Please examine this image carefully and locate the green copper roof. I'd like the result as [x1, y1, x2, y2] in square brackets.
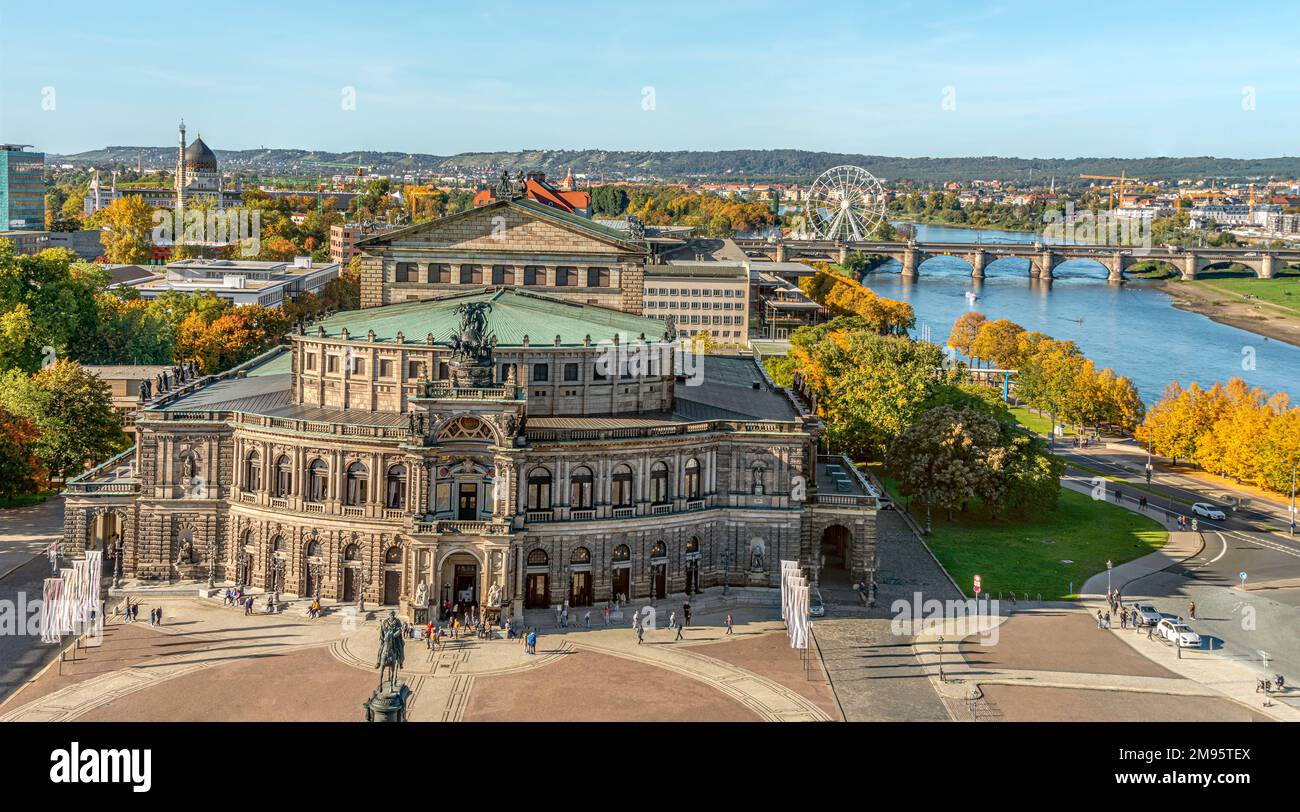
[309, 288, 671, 348]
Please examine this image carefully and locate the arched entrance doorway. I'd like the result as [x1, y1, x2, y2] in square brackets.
[88, 510, 124, 555]
[819, 525, 852, 585]
[382, 545, 403, 605]
[269, 535, 287, 593]
[341, 543, 361, 602]
[684, 537, 701, 594]
[611, 544, 630, 604]
[569, 546, 592, 606]
[303, 539, 324, 598]
[650, 541, 667, 599]
[236, 529, 255, 588]
[440, 550, 480, 609]
[525, 548, 549, 608]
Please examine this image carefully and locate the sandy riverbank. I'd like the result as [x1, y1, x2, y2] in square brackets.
[1158, 280, 1300, 349]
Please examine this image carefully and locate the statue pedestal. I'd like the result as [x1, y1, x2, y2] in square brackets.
[746, 570, 768, 587]
[363, 681, 412, 722]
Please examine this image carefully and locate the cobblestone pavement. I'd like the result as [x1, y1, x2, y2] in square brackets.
[811, 510, 962, 721]
[914, 608, 1297, 722]
[0, 595, 832, 722]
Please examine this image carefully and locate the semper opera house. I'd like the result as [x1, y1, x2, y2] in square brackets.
[63, 196, 880, 617]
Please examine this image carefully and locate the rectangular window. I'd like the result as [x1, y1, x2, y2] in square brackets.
[352, 356, 365, 374]
[459, 264, 482, 284]
[532, 363, 549, 382]
[379, 359, 392, 378]
[438, 361, 449, 380]
[395, 262, 416, 283]
[327, 355, 338, 373]
[586, 267, 610, 287]
[305, 353, 316, 370]
[592, 363, 607, 381]
[429, 263, 451, 284]
[554, 266, 577, 286]
[524, 266, 543, 286]
[564, 362, 579, 381]
[500, 363, 515, 381]
[492, 265, 512, 285]
[407, 360, 423, 378]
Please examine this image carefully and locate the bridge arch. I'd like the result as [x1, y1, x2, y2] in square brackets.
[1051, 257, 1113, 281]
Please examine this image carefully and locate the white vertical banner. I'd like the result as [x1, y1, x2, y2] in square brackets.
[82, 551, 103, 618]
[40, 578, 63, 644]
[790, 582, 810, 650]
[59, 567, 79, 634]
[779, 559, 798, 621]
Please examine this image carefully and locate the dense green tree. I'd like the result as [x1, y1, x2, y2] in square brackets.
[0, 360, 125, 480]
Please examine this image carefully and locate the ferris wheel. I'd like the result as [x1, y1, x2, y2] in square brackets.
[804, 165, 886, 241]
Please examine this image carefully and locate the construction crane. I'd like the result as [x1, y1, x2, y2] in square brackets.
[1079, 172, 1143, 211]
[303, 158, 369, 192]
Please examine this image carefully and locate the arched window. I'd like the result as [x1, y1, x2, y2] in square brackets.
[612, 464, 634, 507]
[272, 534, 285, 553]
[612, 544, 630, 563]
[307, 459, 328, 502]
[345, 462, 369, 506]
[385, 464, 407, 509]
[650, 541, 667, 559]
[527, 548, 549, 566]
[650, 461, 670, 504]
[306, 539, 322, 558]
[570, 466, 593, 509]
[274, 455, 292, 497]
[343, 543, 360, 561]
[527, 467, 552, 511]
[686, 537, 700, 554]
[684, 457, 701, 499]
[241, 528, 254, 549]
[384, 545, 402, 564]
[243, 450, 261, 492]
[571, 546, 591, 564]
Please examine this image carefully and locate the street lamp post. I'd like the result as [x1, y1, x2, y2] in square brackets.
[1106, 559, 1113, 596]
[113, 537, 124, 590]
[937, 634, 945, 683]
[1290, 462, 1296, 538]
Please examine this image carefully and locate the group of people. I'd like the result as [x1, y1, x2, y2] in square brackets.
[118, 599, 163, 626]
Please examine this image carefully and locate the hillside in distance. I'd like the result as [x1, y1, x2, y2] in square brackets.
[51, 146, 1300, 184]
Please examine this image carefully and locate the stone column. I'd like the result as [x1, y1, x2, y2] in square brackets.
[1259, 253, 1275, 279]
[970, 250, 987, 279]
[900, 247, 918, 278]
[1182, 253, 1200, 281]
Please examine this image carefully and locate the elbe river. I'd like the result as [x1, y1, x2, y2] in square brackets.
[857, 223, 1300, 403]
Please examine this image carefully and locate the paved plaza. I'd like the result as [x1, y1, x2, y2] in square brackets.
[0, 595, 837, 723]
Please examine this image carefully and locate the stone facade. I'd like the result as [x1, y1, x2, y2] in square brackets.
[357, 200, 648, 314]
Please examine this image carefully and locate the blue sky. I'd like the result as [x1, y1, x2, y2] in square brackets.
[3, 0, 1299, 158]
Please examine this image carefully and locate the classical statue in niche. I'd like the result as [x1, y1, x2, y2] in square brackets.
[749, 541, 765, 571]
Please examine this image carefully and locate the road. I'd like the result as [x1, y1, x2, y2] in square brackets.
[1057, 442, 1300, 701]
[0, 497, 69, 705]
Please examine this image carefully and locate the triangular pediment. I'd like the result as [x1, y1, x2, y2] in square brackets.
[359, 200, 645, 256]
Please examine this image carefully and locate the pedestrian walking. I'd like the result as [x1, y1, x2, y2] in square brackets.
[1096, 610, 1104, 629]
[1104, 610, 1111, 629]
[526, 629, 537, 655]
[725, 612, 734, 636]
[674, 617, 684, 641]
[602, 605, 610, 626]
[1188, 601, 1196, 619]
[149, 607, 156, 626]
[156, 606, 163, 625]
[1120, 608, 1128, 629]
[669, 610, 676, 631]
[561, 606, 569, 628]
[583, 610, 591, 628]
[633, 613, 644, 645]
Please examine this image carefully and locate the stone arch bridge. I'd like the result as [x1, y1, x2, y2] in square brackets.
[736, 239, 1300, 281]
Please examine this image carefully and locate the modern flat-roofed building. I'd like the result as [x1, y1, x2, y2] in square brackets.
[119, 256, 340, 308]
[642, 262, 750, 345]
[1, 145, 45, 230]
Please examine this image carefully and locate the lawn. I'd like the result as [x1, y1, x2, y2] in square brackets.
[1190, 273, 1300, 318]
[869, 465, 1166, 601]
[1009, 406, 1075, 438]
[0, 491, 56, 510]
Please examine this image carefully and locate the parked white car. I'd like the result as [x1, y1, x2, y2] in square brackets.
[1192, 502, 1226, 521]
[1156, 618, 1201, 647]
[809, 588, 825, 617]
[1132, 602, 1162, 626]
